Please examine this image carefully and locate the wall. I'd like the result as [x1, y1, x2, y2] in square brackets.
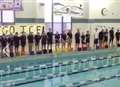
[15, 0, 120, 19]
[89, 0, 120, 19]
[16, 0, 44, 18]
[1, 0, 120, 49]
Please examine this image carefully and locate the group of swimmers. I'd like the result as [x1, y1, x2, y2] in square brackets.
[94, 27, 120, 49]
[0, 27, 120, 57]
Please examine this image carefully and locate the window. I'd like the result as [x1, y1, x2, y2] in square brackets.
[53, 15, 62, 34]
[63, 15, 72, 31]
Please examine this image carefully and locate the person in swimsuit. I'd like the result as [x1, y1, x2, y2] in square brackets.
[104, 29, 108, 48]
[115, 29, 120, 46]
[27, 32, 34, 54]
[94, 28, 99, 49]
[75, 29, 80, 50]
[35, 32, 41, 53]
[81, 32, 86, 49]
[67, 30, 73, 49]
[1, 34, 7, 57]
[47, 29, 53, 51]
[99, 29, 104, 48]
[20, 32, 26, 55]
[14, 32, 20, 56]
[86, 30, 90, 49]
[61, 31, 67, 49]
[8, 33, 14, 56]
[41, 31, 47, 51]
[55, 32, 60, 50]
[109, 27, 114, 47]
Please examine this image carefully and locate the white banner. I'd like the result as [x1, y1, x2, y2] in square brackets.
[0, 2, 14, 10]
[53, 0, 84, 17]
[14, 0, 23, 11]
[0, 0, 14, 3]
[2, 10, 15, 24]
[0, 0, 22, 11]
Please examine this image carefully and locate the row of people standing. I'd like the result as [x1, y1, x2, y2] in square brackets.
[0, 29, 73, 57]
[0, 29, 91, 57]
[0, 27, 120, 57]
[94, 27, 120, 49]
[0, 31, 54, 57]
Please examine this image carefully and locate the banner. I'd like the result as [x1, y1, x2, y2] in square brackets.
[14, 0, 23, 11]
[0, 24, 45, 35]
[2, 10, 15, 24]
[0, 0, 14, 10]
[53, 0, 84, 17]
[0, 2, 14, 10]
[0, 0, 22, 11]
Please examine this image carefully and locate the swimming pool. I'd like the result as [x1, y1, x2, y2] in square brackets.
[0, 48, 120, 87]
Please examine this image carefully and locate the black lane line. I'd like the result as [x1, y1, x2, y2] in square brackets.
[7, 63, 120, 86]
[1, 55, 120, 77]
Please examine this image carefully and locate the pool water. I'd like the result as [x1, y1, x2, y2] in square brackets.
[0, 48, 120, 87]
